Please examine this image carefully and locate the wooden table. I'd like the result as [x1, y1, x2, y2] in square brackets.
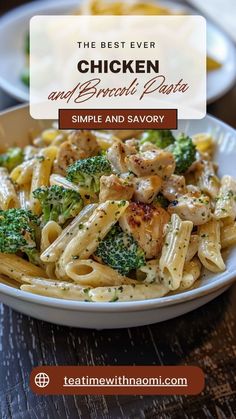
[0, 285, 236, 418]
[0, 2, 236, 418]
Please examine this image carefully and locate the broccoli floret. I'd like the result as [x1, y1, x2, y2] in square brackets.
[21, 32, 30, 86]
[0, 209, 40, 265]
[24, 31, 29, 56]
[33, 185, 83, 225]
[95, 225, 146, 276]
[0, 147, 24, 172]
[153, 193, 169, 209]
[140, 130, 175, 149]
[66, 155, 112, 193]
[169, 134, 196, 174]
[21, 68, 29, 87]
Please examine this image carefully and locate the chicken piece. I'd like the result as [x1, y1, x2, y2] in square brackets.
[54, 130, 100, 175]
[139, 142, 158, 152]
[68, 130, 100, 157]
[124, 139, 139, 154]
[161, 174, 186, 201]
[196, 160, 220, 199]
[107, 141, 128, 173]
[126, 149, 175, 180]
[106, 139, 140, 174]
[168, 194, 211, 225]
[99, 174, 134, 202]
[110, 130, 142, 140]
[119, 202, 170, 258]
[53, 141, 80, 175]
[186, 185, 201, 197]
[133, 175, 162, 204]
[187, 154, 204, 173]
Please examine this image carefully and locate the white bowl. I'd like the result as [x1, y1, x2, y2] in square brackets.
[0, 105, 236, 329]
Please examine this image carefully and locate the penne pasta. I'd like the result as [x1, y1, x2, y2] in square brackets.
[45, 263, 57, 279]
[50, 174, 81, 192]
[40, 128, 70, 147]
[40, 204, 97, 263]
[159, 214, 193, 291]
[10, 158, 35, 186]
[18, 184, 31, 209]
[0, 275, 20, 289]
[214, 175, 236, 221]
[0, 167, 20, 209]
[221, 216, 234, 227]
[198, 219, 225, 272]
[185, 234, 199, 262]
[41, 221, 62, 253]
[21, 277, 91, 301]
[89, 283, 169, 302]
[197, 160, 220, 199]
[137, 260, 160, 283]
[0, 253, 47, 283]
[179, 258, 201, 290]
[30, 146, 58, 214]
[24, 145, 39, 161]
[57, 200, 129, 277]
[41, 128, 61, 145]
[40, 221, 63, 279]
[221, 222, 236, 249]
[65, 259, 136, 286]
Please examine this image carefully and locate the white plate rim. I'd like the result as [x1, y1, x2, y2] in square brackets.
[0, 0, 80, 102]
[0, 104, 236, 312]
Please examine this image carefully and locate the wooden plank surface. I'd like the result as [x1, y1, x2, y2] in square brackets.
[0, 284, 236, 418]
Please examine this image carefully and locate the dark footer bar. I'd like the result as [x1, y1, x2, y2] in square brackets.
[31, 366, 204, 395]
[59, 109, 177, 130]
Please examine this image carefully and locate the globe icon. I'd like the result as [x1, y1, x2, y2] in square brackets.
[34, 372, 50, 388]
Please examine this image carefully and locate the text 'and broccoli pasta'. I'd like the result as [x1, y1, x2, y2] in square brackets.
[0, 126, 235, 302]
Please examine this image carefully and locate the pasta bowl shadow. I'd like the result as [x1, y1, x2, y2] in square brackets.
[0, 105, 235, 328]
